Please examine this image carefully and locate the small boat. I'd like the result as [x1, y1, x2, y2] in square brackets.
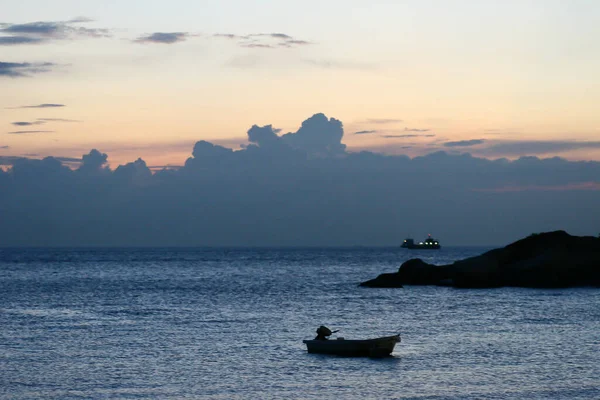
[401, 234, 441, 249]
[303, 334, 401, 357]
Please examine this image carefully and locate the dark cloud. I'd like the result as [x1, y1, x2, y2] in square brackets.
[0, 36, 44, 45]
[184, 141, 235, 170]
[355, 130, 378, 135]
[279, 39, 311, 47]
[77, 149, 109, 175]
[240, 114, 346, 156]
[1, 21, 62, 36]
[444, 139, 486, 147]
[0, 20, 110, 40]
[12, 121, 45, 126]
[281, 113, 346, 155]
[134, 32, 189, 44]
[0, 145, 9, 149]
[8, 103, 66, 109]
[254, 33, 292, 40]
[0, 113, 599, 247]
[478, 140, 600, 157]
[0, 155, 26, 165]
[81, 149, 107, 167]
[55, 156, 82, 163]
[7, 130, 54, 134]
[148, 165, 182, 170]
[473, 182, 600, 193]
[0, 61, 56, 77]
[113, 158, 152, 184]
[247, 125, 283, 149]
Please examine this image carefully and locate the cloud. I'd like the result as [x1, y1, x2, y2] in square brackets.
[213, 33, 246, 39]
[247, 125, 283, 149]
[55, 156, 82, 163]
[113, 158, 152, 183]
[37, 118, 80, 123]
[8, 103, 65, 109]
[12, 121, 45, 126]
[382, 134, 436, 138]
[214, 32, 312, 49]
[81, 149, 107, 167]
[355, 137, 600, 160]
[355, 130, 378, 135]
[185, 141, 235, 170]
[77, 149, 109, 175]
[68, 17, 95, 24]
[444, 139, 486, 147]
[0, 61, 56, 77]
[134, 32, 190, 44]
[365, 118, 403, 124]
[240, 43, 275, 49]
[239, 114, 347, 156]
[279, 39, 311, 47]
[7, 130, 54, 134]
[404, 127, 431, 132]
[281, 113, 346, 155]
[256, 33, 292, 40]
[148, 165, 182, 171]
[0, 155, 26, 165]
[0, 20, 110, 43]
[0, 36, 44, 45]
[1, 114, 600, 247]
[477, 140, 600, 157]
[473, 182, 600, 193]
[0, 145, 9, 149]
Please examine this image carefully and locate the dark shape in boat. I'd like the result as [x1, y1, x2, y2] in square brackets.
[361, 231, 600, 289]
[401, 234, 440, 249]
[303, 328, 400, 357]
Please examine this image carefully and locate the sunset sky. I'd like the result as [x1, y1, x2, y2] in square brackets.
[2, 0, 600, 167]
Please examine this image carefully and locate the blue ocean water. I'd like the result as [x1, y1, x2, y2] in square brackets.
[0, 247, 599, 399]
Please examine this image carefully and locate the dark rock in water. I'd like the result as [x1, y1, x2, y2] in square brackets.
[360, 231, 600, 289]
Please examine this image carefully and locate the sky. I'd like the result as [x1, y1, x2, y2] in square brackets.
[1, 1, 599, 246]
[2, 0, 600, 167]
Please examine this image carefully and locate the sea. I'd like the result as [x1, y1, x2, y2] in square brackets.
[0, 247, 598, 400]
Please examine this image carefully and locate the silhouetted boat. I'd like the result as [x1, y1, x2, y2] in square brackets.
[303, 334, 401, 357]
[401, 234, 441, 249]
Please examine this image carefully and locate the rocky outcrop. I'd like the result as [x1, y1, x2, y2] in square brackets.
[360, 231, 600, 288]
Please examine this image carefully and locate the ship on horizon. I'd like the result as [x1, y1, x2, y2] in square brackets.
[401, 234, 441, 250]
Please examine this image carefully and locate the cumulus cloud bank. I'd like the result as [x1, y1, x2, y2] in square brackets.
[1, 113, 599, 247]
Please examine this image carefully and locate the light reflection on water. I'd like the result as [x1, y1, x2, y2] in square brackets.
[1, 247, 599, 399]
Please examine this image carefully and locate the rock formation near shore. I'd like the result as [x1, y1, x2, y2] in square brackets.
[360, 231, 600, 288]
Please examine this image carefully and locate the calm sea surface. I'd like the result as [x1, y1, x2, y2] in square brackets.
[1, 247, 599, 399]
